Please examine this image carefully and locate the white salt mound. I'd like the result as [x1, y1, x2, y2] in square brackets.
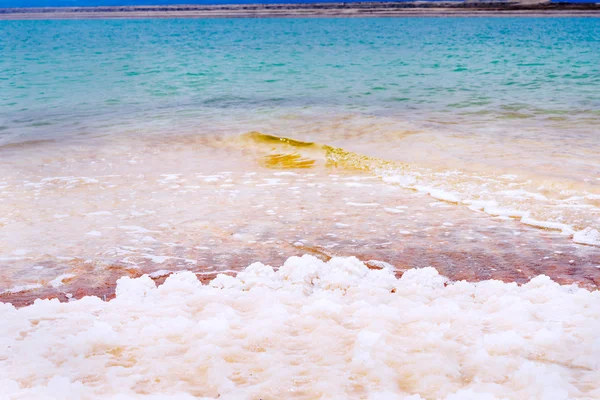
[1, 255, 599, 399]
[573, 227, 600, 246]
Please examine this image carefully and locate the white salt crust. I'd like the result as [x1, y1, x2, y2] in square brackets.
[1, 255, 599, 399]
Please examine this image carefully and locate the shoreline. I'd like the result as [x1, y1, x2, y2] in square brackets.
[2, 2, 600, 19]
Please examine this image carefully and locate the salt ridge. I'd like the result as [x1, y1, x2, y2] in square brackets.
[1, 255, 599, 399]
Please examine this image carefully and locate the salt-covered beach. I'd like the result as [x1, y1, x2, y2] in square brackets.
[3, 255, 600, 398]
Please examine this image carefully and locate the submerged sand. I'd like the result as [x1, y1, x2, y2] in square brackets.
[1, 130, 599, 306]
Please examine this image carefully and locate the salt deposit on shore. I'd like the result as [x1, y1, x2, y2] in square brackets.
[2, 255, 599, 399]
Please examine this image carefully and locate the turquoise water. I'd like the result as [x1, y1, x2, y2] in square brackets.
[1, 18, 599, 144]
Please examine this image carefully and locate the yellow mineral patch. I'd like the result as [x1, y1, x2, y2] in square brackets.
[261, 153, 316, 169]
[324, 145, 401, 172]
[242, 131, 404, 173]
[244, 131, 316, 148]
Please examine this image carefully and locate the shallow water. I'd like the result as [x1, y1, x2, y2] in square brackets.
[1, 18, 600, 302]
[1, 128, 599, 306]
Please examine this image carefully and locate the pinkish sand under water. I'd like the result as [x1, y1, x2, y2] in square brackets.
[1, 115, 599, 399]
[1, 124, 599, 305]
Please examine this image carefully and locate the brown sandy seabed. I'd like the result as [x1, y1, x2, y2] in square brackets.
[1, 132, 599, 307]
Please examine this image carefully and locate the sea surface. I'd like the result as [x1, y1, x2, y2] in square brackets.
[1, 17, 599, 292]
[1, 17, 600, 398]
[1, 17, 600, 296]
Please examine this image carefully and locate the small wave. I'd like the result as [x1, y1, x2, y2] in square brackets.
[261, 153, 316, 169]
[242, 131, 600, 247]
[0, 138, 56, 150]
[244, 131, 318, 149]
